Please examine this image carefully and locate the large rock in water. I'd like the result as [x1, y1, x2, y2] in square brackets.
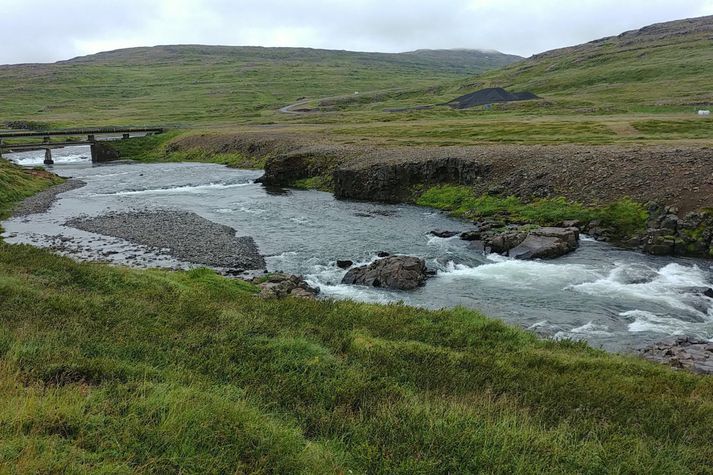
[341, 256, 427, 290]
[508, 227, 579, 259]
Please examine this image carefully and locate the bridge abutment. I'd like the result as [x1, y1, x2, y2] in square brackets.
[44, 148, 53, 165]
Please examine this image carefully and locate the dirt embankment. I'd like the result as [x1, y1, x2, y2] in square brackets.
[170, 132, 713, 213]
[262, 142, 713, 213]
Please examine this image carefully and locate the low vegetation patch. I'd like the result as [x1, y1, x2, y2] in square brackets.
[105, 132, 266, 169]
[417, 185, 648, 237]
[291, 175, 334, 192]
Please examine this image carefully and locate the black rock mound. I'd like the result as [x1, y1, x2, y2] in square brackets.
[447, 87, 539, 109]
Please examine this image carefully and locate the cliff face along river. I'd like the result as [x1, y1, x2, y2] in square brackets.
[4, 147, 713, 352]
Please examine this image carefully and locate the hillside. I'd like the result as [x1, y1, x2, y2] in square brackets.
[0, 45, 520, 128]
[340, 15, 713, 114]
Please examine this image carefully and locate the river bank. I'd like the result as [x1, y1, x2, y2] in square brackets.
[136, 131, 713, 259]
[3, 157, 711, 354]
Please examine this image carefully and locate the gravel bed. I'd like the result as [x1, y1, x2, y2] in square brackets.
[12, 179, 86, 217]
[66, 209, 265, 270]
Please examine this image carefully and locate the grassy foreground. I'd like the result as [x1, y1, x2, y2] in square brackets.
[0, 166, 712, 473]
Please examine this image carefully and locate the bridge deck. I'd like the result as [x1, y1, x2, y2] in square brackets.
[0, 127, 163, 139]
[1, 142, 94, 151]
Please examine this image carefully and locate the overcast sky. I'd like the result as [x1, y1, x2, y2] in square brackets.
[1, 0, 712, 64]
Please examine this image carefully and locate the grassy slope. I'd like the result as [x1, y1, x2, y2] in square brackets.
[2, 243, 713, 473]
[0, 160, 62, 222]
[295, 15, 713, 145]
[0, 45, 519, 128]
[0, 151, 712, 473]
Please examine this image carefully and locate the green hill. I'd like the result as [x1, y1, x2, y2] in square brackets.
[0, 45, 520, 128]
[341, 15, 713, 114]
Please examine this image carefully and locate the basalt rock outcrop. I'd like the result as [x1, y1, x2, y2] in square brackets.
[641, 205, 713, 258]
[334, 157, 489, 203]
[341, 256, 427, 290]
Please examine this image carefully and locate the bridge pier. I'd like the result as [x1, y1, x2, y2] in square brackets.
[122, 133, 130, 139]
[44, 148, 53, 165]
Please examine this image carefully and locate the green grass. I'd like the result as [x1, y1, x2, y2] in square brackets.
[417, 185, 648, 237]
[2, 243, 713, 473]
[0, 46, 518, 129]
[106, 133, 267, 169]
[0, 160, 62, 222]
[291, 175, 334, 192]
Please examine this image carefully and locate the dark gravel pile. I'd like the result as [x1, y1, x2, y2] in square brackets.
[67, 210, 265, 270]
[12, 179, 86, 217]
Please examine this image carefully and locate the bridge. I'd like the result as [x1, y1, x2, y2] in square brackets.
[0, 127, 164, 164]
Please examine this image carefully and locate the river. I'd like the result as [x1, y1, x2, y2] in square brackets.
[4, 146, 713, 352]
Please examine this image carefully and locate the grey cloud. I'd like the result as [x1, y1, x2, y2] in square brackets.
[0, 0, 711, 64]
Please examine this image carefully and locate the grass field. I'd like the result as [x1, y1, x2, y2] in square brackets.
[0, 46, 518, 129]
[2, 236, 713, 473]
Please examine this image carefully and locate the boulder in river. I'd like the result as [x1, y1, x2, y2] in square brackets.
[337, 259, 354, 269]
[430, 229, 459, 238]
[508, 227, 579, 260]
[341, 256, 427, 290]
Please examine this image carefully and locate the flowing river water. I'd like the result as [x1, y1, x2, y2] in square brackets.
[4, 146, 713, 352]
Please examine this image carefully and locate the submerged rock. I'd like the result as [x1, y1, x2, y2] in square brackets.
[341, 256, 427, 290]
[336, 259, 354, 269]
[430, 229, 459, 238]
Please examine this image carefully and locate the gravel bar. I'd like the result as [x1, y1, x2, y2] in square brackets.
[12, 179, 86, 217]
[67, 210, 265, 270]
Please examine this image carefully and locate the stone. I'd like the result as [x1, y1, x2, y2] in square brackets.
[660, 214, 680, 231]
[336, 259, 354, 269]
[487, 231, 527, 254]
[459, 230, 482, 241]
[252, 273, 319, 299]
[430, 229, 459, 238]
[341, 256, 427, 290]
[560, 219, 582, 229]
[509, 235, 570, 259]
[377, 251, 390, 258]
[704, 288, 713, 299]
[531, 226, 579, 248]
[640, 337, 713, 375]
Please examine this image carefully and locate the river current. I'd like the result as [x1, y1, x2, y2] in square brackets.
[4, 147, 713, 352]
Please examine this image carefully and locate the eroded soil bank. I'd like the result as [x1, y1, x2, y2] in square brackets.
[165, 132, 713, 258]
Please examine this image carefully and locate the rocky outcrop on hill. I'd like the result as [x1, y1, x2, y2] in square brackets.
[342, 256, 427, 290]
